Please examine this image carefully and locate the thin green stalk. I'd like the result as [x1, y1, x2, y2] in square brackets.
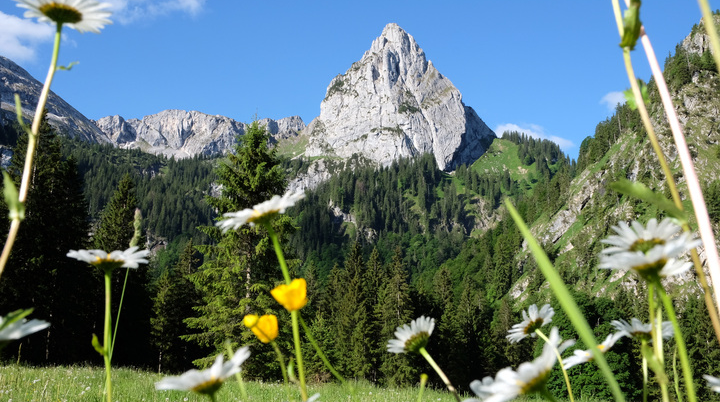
[674, 346, 684, 402]
[110, 268, 130, 360]
[299, 316, 349, 387]
[536, 329, 574, 402]
[291, 311, 307, 401]
[267, 226, 291, 284]
[271, 341, 289, 385]
[418, 347, 460, 402]
[0, 24, 63, 280]
[655, 280, 696, 402]
[648, 286, 671, 402]
[225, 343, 248, 401]
[417, 373, 428, 402]
[641, 339, 648, 402]
[697, 0, 720, 70]
[103, 270, 113, 402]
[505, 199, 625, 402]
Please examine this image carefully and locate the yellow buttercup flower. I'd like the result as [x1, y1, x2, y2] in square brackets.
[243, 314, 278, 344]
[271, 278, 307, 312]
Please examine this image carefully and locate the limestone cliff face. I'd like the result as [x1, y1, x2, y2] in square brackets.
[0, 56, 110, 143]
[94, 111, 304, 158]
[305, 23, 495, 171]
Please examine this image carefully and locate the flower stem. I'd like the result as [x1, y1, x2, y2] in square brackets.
[103, 270, 113, 402]
[271, 341, 289, 385]
[0, 24, 63, 280]
[536, 329, 574, 402]
[649, 284, 670, 402]
[266, 226, 291, 285]
[110, 268, 131, 360]
[291, 310, 307, 401]
[641, 339, 648, 402]
[417, 373, 428, 402]
[418, 347, 460, 402]
[673, 346, 684, 402]
[655, 280, 696, 402]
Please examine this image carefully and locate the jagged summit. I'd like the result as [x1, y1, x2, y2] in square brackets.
[304, 23, 495, 171]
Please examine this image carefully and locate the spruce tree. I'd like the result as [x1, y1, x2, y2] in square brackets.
[0, 114, 94, 363]
[186, 121, 290, 376]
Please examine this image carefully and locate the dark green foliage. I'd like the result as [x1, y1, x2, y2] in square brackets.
[151, 239, 208, 373]
[93, 173, 137, 251]
[0, 114, 96, 364]
[664, 45, 718, 91]
[577, 103, 643, 171]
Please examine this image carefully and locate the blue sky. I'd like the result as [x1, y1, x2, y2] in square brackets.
[0, 1, 705, 158]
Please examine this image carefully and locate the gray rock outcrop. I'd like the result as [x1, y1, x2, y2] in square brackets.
[0, 55, 110, 143]
[305, 23, 495, 171]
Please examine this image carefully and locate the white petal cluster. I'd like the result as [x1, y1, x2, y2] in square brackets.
[506, 304, 554, 343]
[387, 316, 435, 354]
[217, 190, 305, 232]
[67, 246, 150, 269]
[468, 327, 573, 402]
[599, 218, 700, 278]
[0, 315, 49, 342]
[16, 0, 112, 33]
[704, 374, 720, 393]
[611, 318, 673, 341]
[156, 347, 250, 394]
[563, 332, 623, 369]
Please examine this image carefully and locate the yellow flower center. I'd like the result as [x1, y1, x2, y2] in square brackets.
[91, 256, 124, 271]
[39, 3, 83, 24]
[191, 377, 222, 396]
[630, 238, 665, 254]
[518, 369, 550, 394]
[597, 344, 607, 352]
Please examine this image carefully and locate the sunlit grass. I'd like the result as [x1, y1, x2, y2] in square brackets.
[0, 364, 467, 401]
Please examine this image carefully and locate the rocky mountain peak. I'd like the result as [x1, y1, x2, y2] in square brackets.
[305, 23, 495, 171]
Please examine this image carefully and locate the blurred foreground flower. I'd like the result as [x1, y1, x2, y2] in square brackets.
[506, 303, 554, 343]
[156, 346, 250, 398]
[67, 246, 149, 272]
[271, 278, 307, 312]
[611, 318, 673, 342]
[16, 0, 112, 32]
[0, 309, 49, 346]
[243, 314, 278, 343]
[564, 332, 623, 369]
[387, 316, 434, 354]
[704, 375, 720, 393]
[217, 190, 305, 231]
[470, 327, 573, 402]
[599, 218, 700, 280]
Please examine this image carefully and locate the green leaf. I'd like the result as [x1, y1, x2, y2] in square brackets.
[13, 94, 31, 135]
[0, 308, 33, 331]
[3, 171, 25, 221]
[56, 61, 79, 71]
[609, 179, 686, 223]
[91, 334, 105, 356]
[505, 199, 626, 402]
[288, 359, 297, 383]
[620, 0, 642, 50]
[623, 79, 649, 110]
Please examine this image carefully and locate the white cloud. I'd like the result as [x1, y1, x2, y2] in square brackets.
[494, 123, 574, 151]
[0, 12, 53, 62]
[600, 91, 626, 112]
[106, 0, 206, 24]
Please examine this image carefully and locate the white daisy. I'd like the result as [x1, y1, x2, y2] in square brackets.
[563, 332, 623, 369]
[611, 318, 673, 342]
[387, 316, 435, 354]
[156, 346, 250, 396]
[67, 246, 149, 271]
[472, 327, 573, 402]
[217, 190, 305, 232]
[599, 218, 700, 280]
[15, 0, 112, 33]
[506, 304, 554, 343]
[0, 311, 49, 342]
[464, 376, 495, 402]
[703, 374, 720, 393]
